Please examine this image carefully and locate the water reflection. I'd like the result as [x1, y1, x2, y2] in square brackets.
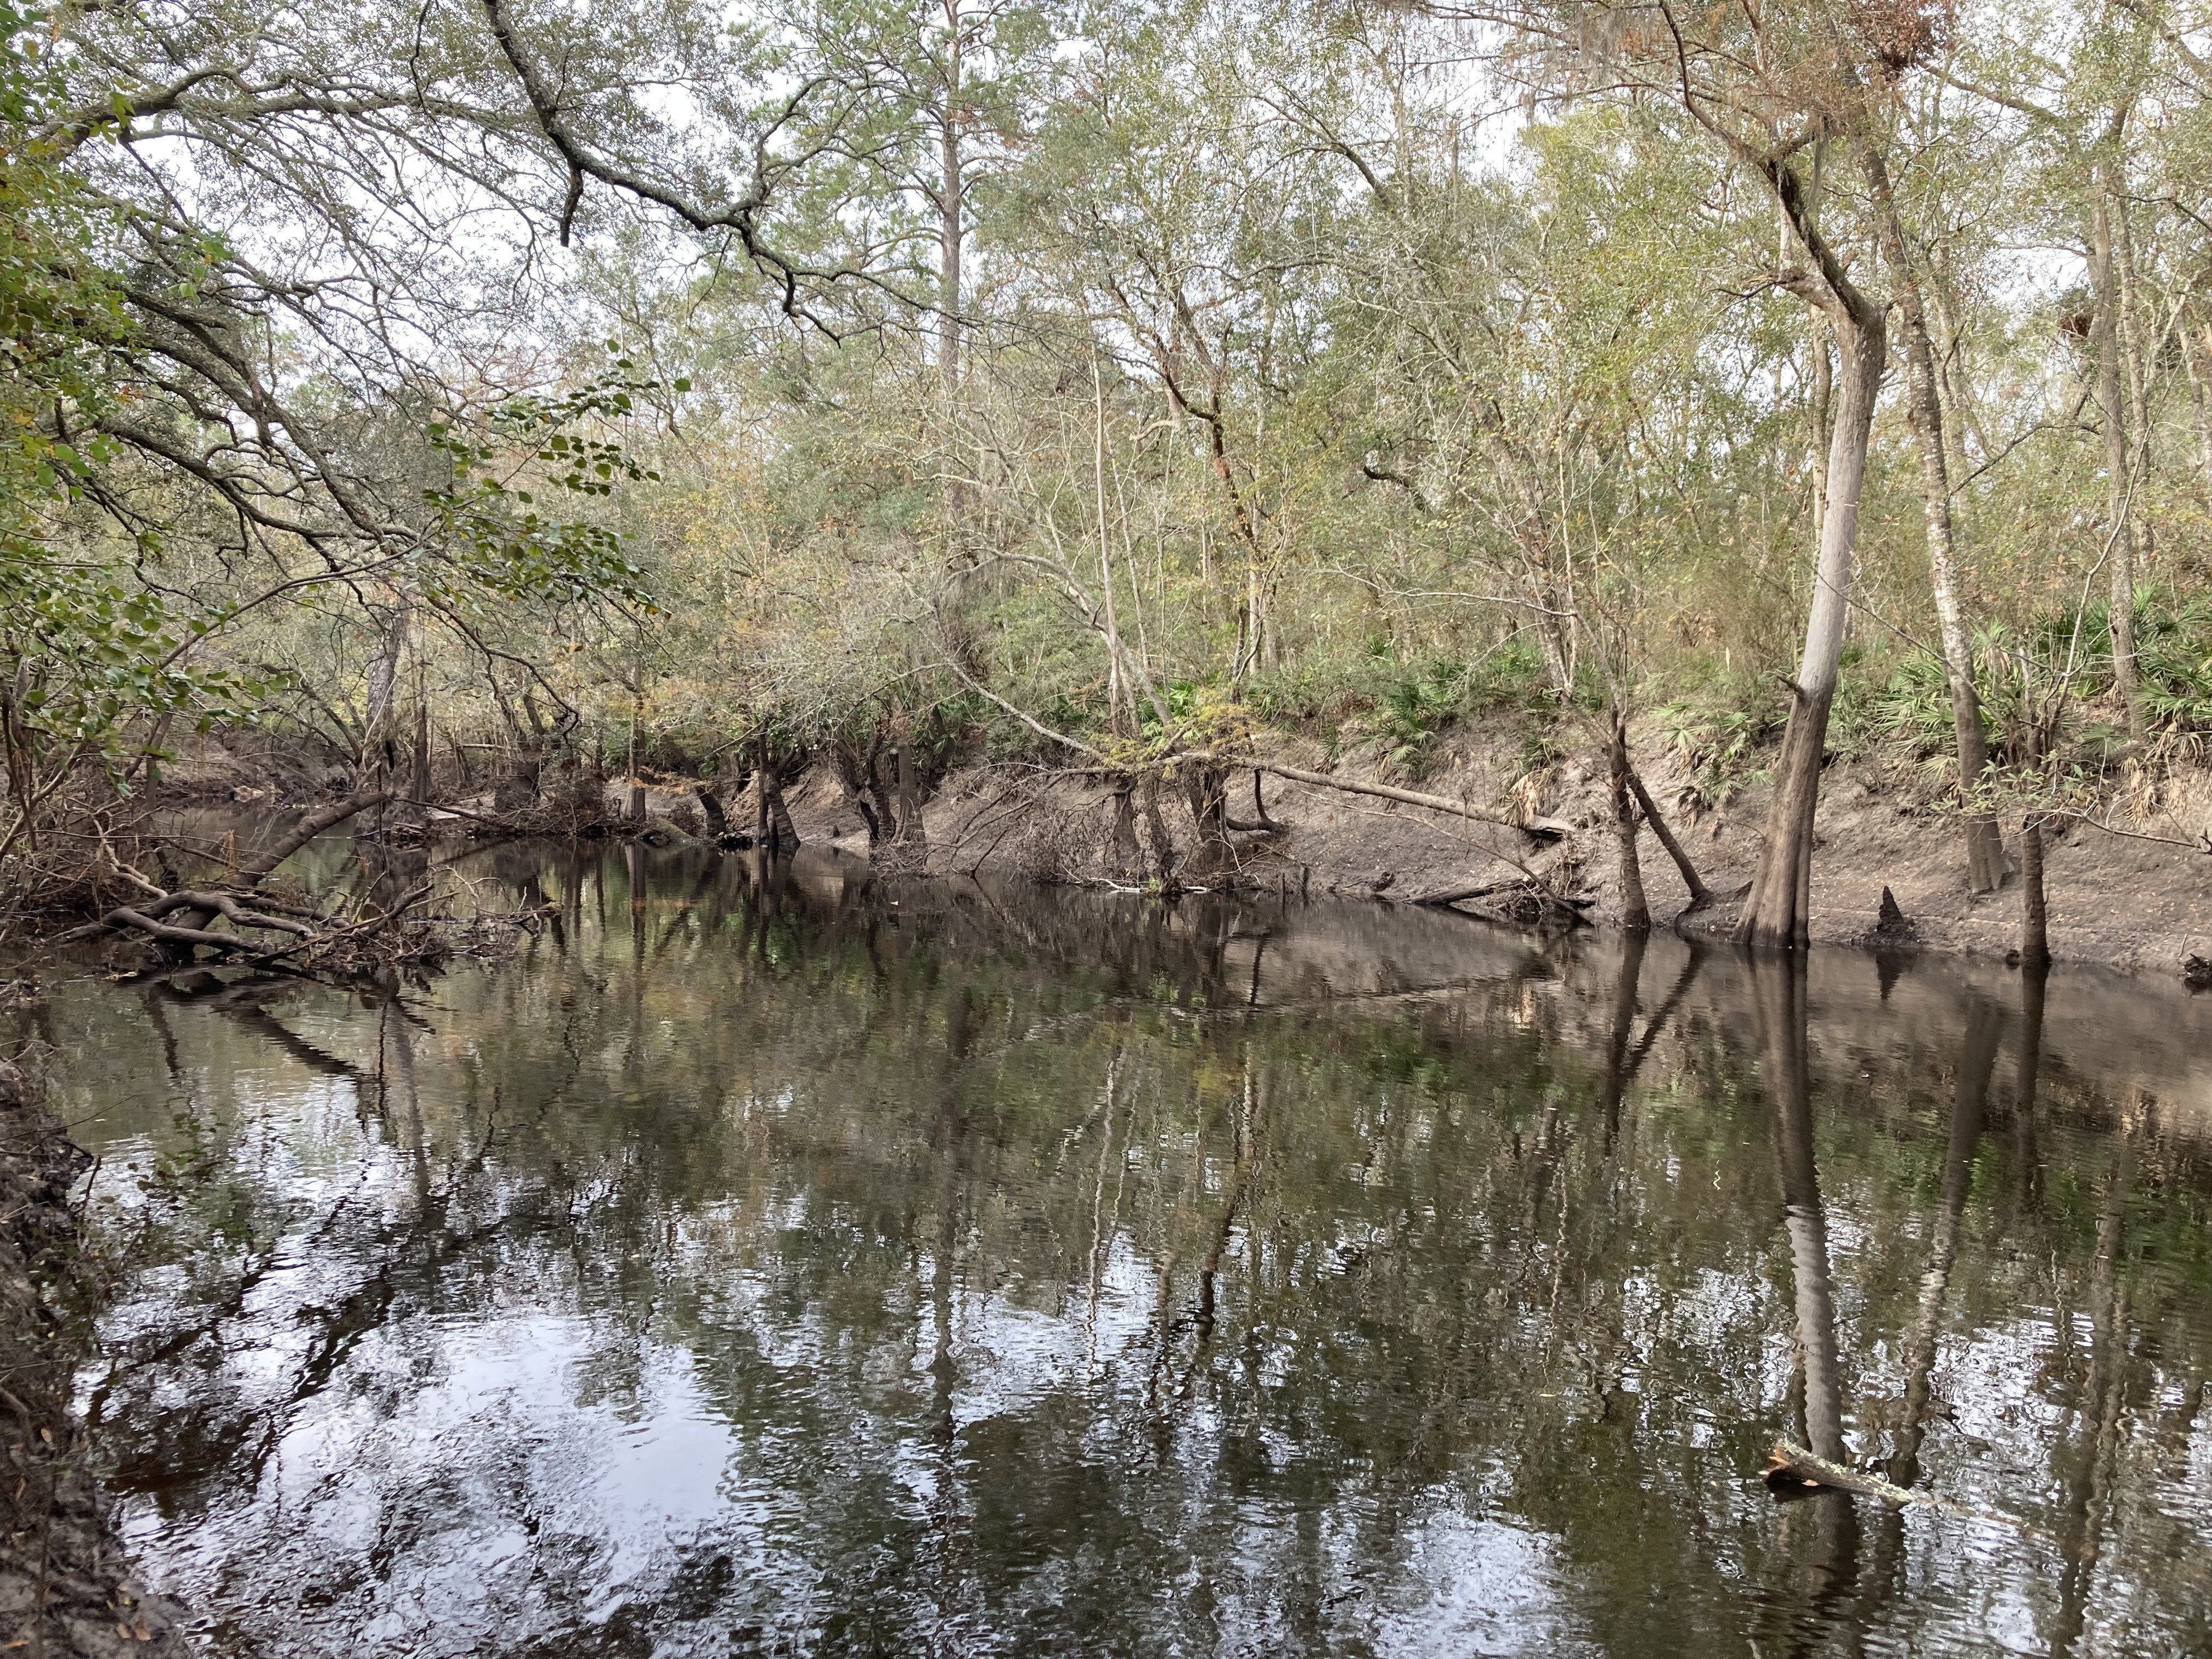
[27, 844, 2212, 1658]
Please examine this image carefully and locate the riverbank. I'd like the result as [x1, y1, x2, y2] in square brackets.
[0, 1062, 180, 1655]
[886, 719, 2212, 980]
[140, 715, 2212, 980]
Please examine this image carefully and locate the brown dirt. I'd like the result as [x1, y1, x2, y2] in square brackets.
[171, 720, 2212, 979]
[0, 1061, 183, 1656]
[895, 716, 2212, 981]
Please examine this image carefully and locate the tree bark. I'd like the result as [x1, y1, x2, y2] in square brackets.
[407, 694, 432, 828]
[2090, 147, 2143, 740]
[1624, 768, 1711, 910]
[1608, 712, 1649, 930]
[896, 735, 924, 845]
[1734, 141, 1888, 949]
[1182, 761, 1233, 881]
[696, 787, 727, 839]
[1868, 144, 2004, 894]
[2020, 814, 2050, 967]
[763, 762, 798, 850]
[1109, 781, 1142, 879]
[2114, 173, 2154, 565]
[754, 732, 771, 849]
[1737, 301, 1882, 947]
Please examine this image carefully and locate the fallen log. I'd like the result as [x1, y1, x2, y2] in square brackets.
[1257, 763, 1569, 840]
[1625, 766, 1712, 908]
[1403, 880, 1516, 907]
[1760, 1441, 2028, 1533]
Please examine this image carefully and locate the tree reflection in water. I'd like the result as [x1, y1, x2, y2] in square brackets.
[29, 843, 2212, 1659]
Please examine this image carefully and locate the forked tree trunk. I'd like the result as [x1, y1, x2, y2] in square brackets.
[1607, 712, 1649, 931]
[1869, 146, 2004, 894]
[1624, 769, 1712, 911]
[1736, 302, 1884, 948]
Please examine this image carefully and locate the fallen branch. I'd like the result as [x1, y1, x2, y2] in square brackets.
[1625, 766, 1712, 907]
[1403, 880, 1516, 907]
[1258, 763, 1568, 840]
[1761, 1441, 2030, 1534]
[238, 788, 392, 883]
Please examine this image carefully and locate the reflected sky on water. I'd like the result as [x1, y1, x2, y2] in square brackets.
[29, 840, 2212, 1658]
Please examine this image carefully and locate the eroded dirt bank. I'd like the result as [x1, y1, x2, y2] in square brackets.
[157, 714, 2212, 978]
[0, 1062, 180, 1656]
[881, 722, 2212, 979]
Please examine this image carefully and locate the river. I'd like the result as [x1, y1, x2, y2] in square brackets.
[24, 839, 2212, 1657]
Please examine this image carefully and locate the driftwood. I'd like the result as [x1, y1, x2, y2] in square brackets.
[1396, 878, 1593, 927]
[1761, 1441, 2028, 1533]
[1403, 879, 1517, 907]
[1257, 763, 1570, 839]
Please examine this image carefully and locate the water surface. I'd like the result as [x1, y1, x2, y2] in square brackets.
[30, 842, 2212, 1657]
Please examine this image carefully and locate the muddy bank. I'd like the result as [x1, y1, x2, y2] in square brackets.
[882, 721, 2212, 979]
[0, 1062, 180, 1656]
[167, 717, 2212, 978]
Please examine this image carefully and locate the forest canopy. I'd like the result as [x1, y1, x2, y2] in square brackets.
[5, 0, 2211, 946]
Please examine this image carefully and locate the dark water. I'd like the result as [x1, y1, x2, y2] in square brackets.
[26, 841, 2212, 1657]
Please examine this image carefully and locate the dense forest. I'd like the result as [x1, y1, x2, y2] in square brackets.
[4, 0, 2211, 952]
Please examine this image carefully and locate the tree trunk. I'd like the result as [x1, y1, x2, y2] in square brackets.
[1182, 761, 1233, 881]
[2114, 175, 2154, 565]
[1139, 776, 1177, 889]
[754, 733, 770, 849]
[1808, 323, 1833, 553]
[896, 736, 923, 845]
[696, 786, 727, 839]
[1624, 768, 1711, 910]
[493, 754, 540, 813]
[2090, 155, 2143, 740]
[627, 692, 646, 822]
[1608, 712, 1649, 931]
[1109, 781, 1142, 879]
[763, 763, 798, 850]
[1869, 145, 2004, 894]
[2020, 814, 2050, 967]
[1736, 303, 1883, 947]
[408, 695, 432, 827]
[1094, 356, 1126, 736]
